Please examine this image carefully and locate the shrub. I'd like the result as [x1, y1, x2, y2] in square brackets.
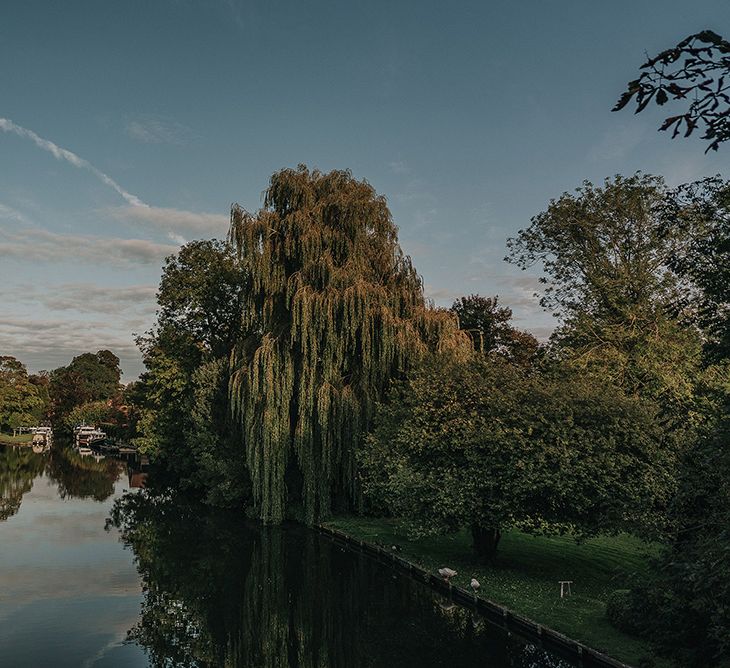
[606, 589, 645, 636]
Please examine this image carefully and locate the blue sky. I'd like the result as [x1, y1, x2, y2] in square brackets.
[1, 0, 729, 379]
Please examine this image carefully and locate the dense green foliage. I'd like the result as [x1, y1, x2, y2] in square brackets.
[604, 590, 643, 636]
[157, 239, 247, 359]
[619, 178, 730, 667]
[133, 239, 248, 506]
[1, 351, 125, 436]
[361, 353, 674, 558]
[227, 166, 466, 523]
[49, 350, 121, 423]
[507, 174, 702, 416]
[0, 356, 46, 432]
[61, 400, 119, 432]
[645, 386, 730, 666]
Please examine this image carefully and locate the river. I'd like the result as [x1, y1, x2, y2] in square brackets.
[0, 444, 572, 667]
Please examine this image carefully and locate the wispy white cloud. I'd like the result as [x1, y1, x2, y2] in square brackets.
[392, 178, 437, 205]
[0, 316, 143, 377]
[4, 283, 158, 315]
[0, 226, 177, 265]
[0, 117, 146, 207]
[424, 284, 461, 304]
[459, 272, 545, 310]
[497, 273, 544, 293]
[388, 160, 410, 175]
[0, 202, 30, 224]
[107, 205, 228, 234]
[1, 118, 228, 238]
[125, 116, 194, 145]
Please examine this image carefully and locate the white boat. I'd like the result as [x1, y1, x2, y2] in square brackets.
[74, 425, 107, 451]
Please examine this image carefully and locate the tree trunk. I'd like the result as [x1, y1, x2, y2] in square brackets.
[471, 525, 501, 560]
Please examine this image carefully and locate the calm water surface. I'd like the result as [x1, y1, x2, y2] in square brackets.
[0, 444, 570, 667]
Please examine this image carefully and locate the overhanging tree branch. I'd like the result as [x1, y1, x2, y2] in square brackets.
[614, 30, 730, 152]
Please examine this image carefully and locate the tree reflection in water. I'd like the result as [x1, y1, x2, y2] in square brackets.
[110, 492, 571, 668]
[46, 446, 122, 502]
[0, 445, 46, 521]
[0, 444, 126, 522]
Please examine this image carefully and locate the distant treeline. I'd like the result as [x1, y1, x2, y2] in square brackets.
[0, 349, 139, 440]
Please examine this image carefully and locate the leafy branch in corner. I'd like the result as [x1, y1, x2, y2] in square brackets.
[614, 30, 730, 152]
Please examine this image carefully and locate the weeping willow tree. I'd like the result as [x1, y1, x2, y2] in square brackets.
[228, 166, 467, 524]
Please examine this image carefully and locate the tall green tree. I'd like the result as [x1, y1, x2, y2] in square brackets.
[28, 370, 51, 419]
[647, 373, 730, 666]
[361, 353, 674, 559]
[228, 166, 467, 524]
[619, 177, 730, 667]
[157, 239, 247, 358]
[450, 294, 539, 365]
[49, 350, 121, 421]
[614, 363, 730, 668]
[133, 238, 249, 505]
[506, 174, 702, 413]
[0, 356, 45, 432]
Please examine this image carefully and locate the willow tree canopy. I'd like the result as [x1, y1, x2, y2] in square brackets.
[228, 166, 467, 524]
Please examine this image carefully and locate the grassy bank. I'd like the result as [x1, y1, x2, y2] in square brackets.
[326, 517, 662, 668]
[0, 433, 33, 445]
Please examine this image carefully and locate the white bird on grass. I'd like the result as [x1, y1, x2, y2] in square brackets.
[438, 567, 458, 582]
[470, 578, 480, 595]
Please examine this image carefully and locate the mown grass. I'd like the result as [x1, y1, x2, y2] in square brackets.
[326, 516, 664, 668]
[0, 433, 33, 445]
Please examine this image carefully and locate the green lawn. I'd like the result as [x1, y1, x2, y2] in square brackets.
[326, 516, 664, 668]
[0, 433, 33, 445]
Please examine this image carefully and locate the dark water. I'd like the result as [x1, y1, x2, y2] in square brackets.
[0, 444, 570, 668]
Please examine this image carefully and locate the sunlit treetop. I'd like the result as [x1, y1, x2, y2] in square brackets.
[228, 166, 468, 524]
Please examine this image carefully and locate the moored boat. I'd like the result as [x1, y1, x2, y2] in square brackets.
[74, 425, 108, 453]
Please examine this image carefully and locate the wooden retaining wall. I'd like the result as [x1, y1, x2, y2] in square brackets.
[316, 524, 635, 668]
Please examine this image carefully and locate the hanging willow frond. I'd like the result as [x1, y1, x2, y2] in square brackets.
[229, 166, 469, 524]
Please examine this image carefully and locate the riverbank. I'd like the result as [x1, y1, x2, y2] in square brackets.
[0, 433, 33, 445]
[326, 517, 663, 668]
